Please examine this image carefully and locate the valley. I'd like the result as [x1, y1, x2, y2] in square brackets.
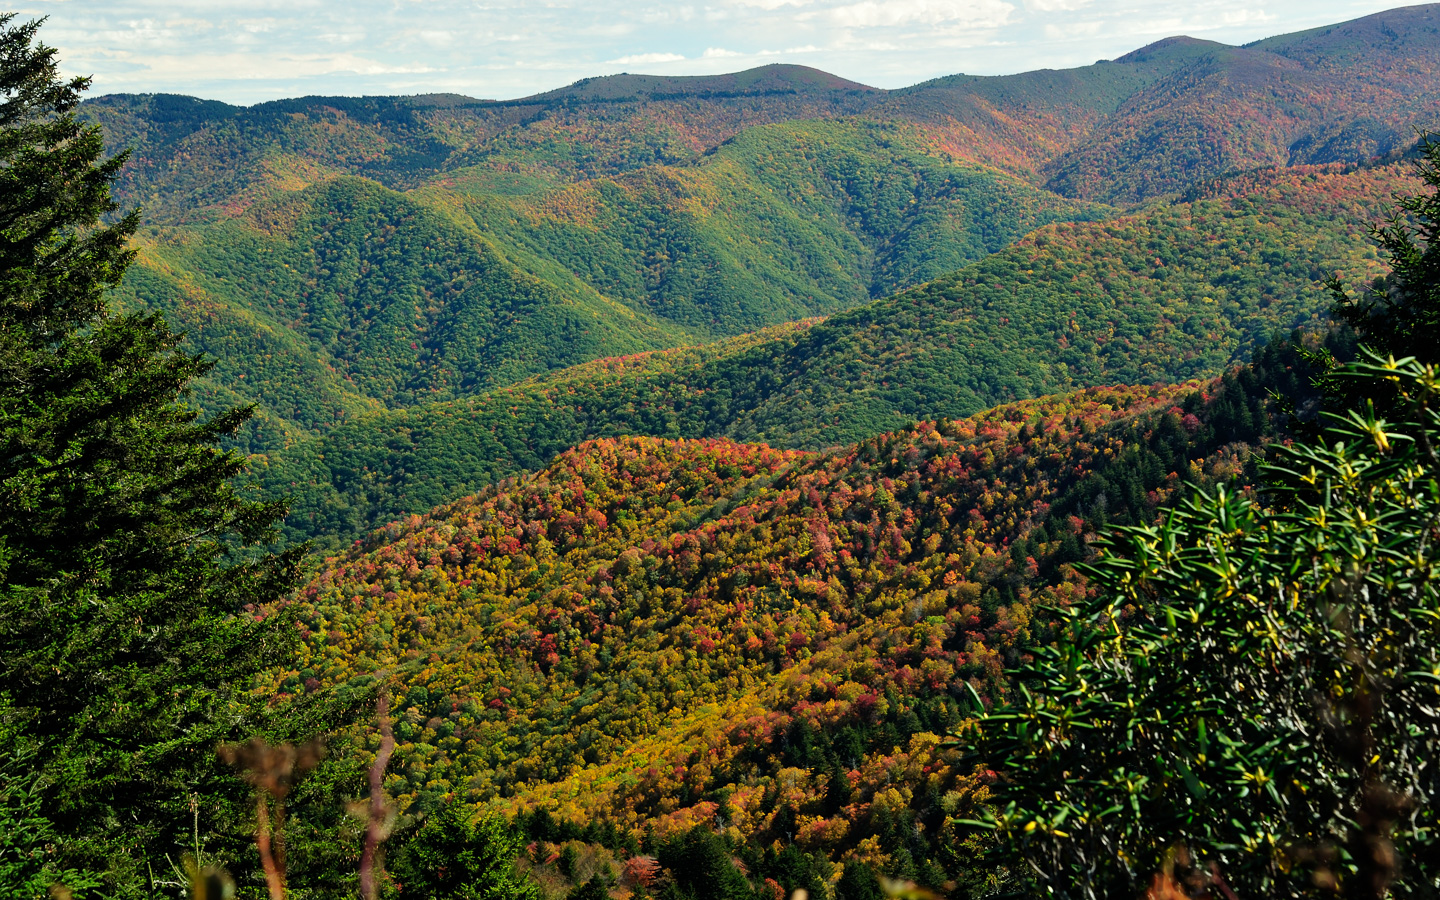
[8, 4, 1440, 898]
[89, 3, 1440, 465]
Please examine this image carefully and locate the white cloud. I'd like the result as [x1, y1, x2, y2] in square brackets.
[25, 0, 1405, 103]
[1129, 6, 1277, 37]
[97, 49, 436, 82]
[1043, 19, 1103, 39]
[1217, 8, 1276, 27]
[724, 0, 817, 9]
[608, 51, 686, 64]
[827, 0, 1014, 27]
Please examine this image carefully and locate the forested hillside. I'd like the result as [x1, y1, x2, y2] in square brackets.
[83, 67, 882, 222]
[260, 160, 1411, 543]
[1045, 6, 1440, 201]
[110, 178, 691, 449]
[420, 120, 1111, 336]
[111, 119, 1109, 448]
[272, 358, 1285, 886]
[83, 4, 1440, 453]
[12, 5, 1440, 896]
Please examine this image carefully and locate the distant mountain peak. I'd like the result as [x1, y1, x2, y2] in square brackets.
[403, 92, 491, 107]
[1249, 2, 1440, 55]
[524, 64, 879, 104]
[1114, 35, 1230, 64]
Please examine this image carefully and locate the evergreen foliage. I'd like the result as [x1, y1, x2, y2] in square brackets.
[836, 860, 884, 900]
[963, 355, 1440, 898]
[0, 14, 309, 890]
[389, 804, 541, 900]
[960, 127, 1440, 899]
[655, 828, 753, 900]
[0, 766, 100, 899]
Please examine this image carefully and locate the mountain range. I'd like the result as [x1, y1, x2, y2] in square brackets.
[89, 4, 1439, 485]
[64, 5, 1440, 889]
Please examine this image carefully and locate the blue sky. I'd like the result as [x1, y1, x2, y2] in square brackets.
[19, 0, 1406, 104]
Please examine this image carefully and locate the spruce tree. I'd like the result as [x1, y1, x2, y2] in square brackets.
[0, 13, 305, 886]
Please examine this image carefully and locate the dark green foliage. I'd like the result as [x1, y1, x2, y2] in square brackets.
[0, 14, 133, 334]
[655, 828, 752, 900]
[389, 804, 541, 900]
[558, 844, 580, 880]
[0, 762, 101, 899]
[0, 15, 310, 891]
[752, 845, 828, 900]
[962, 355, 1440, 897]
[1330, 133, 1440, 364]
[566, 875, 610, 900]
[836, 861, 883, 900]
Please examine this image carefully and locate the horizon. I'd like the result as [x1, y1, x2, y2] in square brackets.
[19, 0, 1412, 106]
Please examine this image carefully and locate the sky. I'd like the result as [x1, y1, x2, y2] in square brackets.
[17, 0, 1408, 105]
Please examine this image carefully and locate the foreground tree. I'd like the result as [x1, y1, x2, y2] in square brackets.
[0, 13, 306, 890]
[960, 136, 1440, 898]
[388, 804, 541, 900]
[1329, 133, 1440, 364]
[963, 356, 1440, 897]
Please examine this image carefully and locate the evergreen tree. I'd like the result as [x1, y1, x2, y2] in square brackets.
[389, 805, 541, 900]
[0, 13, 306, 887]
[566, 875, 610, 900]
[656, 828, 752, 900]
[836, 861, 883, 900]
[1329, 133, 1440, 364]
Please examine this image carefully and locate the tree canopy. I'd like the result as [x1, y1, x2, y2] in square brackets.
[961, 133, 1440, 900]
[0, 13, 308, 892]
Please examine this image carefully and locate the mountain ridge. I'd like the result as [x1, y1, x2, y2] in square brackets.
[79, 5, 1440, 543]
[86, 5, 1440, 207]
[257, 158, 1414, 544]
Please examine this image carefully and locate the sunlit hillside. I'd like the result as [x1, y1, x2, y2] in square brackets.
[259, 158, 1412, 544]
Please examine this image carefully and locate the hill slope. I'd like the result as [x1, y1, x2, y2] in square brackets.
[425, 119, 1112, 336]
[88, 6, 1440, 215]
[275, 361, 1285, 888]
[83, 66, 884, 224]
[111, 120, 1108, 443]
[259, 160, 1410, 543]
[1045, 6, 1440, 201]
[111, 178, 691, 446]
